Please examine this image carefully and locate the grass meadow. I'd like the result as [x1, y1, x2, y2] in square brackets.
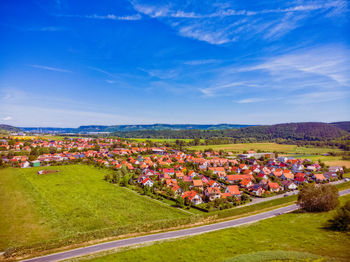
[189, 142, 350, 168]
[189, 142, 344, 154]
[76, 194, 350, 262]
[0, 165, 189, 251]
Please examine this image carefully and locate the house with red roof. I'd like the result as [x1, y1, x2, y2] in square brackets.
[204, 187, 221, 201]
[141, 178, 154, 187]
[225, 185, 241, 196]
[268, 182, 281, 192]
[182, 190, 203, 205]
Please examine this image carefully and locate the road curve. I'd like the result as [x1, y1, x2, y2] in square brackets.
[21, 188, 350, 262]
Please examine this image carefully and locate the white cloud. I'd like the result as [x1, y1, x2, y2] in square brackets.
[29, 64, 72, 73]
[184, 59, 219, 65]
[60, 13, 142, 21]
[106, 80, 116, 84]
[131, 0, 348, 45]
[240, 45, 350, 86]
[2, 116, 12, 121]
[197, 45, 350, 101]
[236, 98, 267, 104]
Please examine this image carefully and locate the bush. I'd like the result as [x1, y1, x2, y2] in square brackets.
[326, 200, 350, 231]
[297, 184, 339, 212]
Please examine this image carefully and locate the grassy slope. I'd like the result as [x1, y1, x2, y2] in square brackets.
[81, 195, 350, 262]
[0, 165, 189, 251]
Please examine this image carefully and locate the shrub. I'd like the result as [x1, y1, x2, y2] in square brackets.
[297, 184, 339, 212]
[326, 200, 350, 231]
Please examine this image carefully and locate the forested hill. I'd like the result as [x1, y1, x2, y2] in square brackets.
[111, 122, 348, 141]
[20, 124, 255, 133]
[331, 121, 350, 132]
[0, 124, 20, 132]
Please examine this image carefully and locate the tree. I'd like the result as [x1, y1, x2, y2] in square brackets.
[326, 200, 350, 231]
[297, 184, 339, 212]
[175, 196, 185, 208]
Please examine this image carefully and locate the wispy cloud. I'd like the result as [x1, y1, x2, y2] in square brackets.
[1, 116, 12, 121]
[29, 64, 72, 73]
[184, 59, 219, 65]
[59, 13, 142, 21]
[199, 45, 350, 100]
[132, 0, 348, 45]
[289, 91, 350, 104]
[236, 98, 267, 104]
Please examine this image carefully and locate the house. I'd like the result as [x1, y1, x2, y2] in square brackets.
[171, 184, 184, 196]
[281, 180, 298, 191]
[31, 160, 41, 167]
[324, 172, 338, 180]
[281, 171, 294, 180]
[329, 166, 343, 173]
[182, 190, 203, 205]
[192, 179, 203, 190]
[204, 187, 221, 201]
[226, 174, 253, 184]
[163, 168, 175, 176]
[313, 173, 327, 182]
[250, 184, 265, 196]
[207, 180, 220, 188]
[141, 178, 154, 187]
[208, 167, 225, 174]
[268, 182, 281, 192]
[295, 176, 306, 185]
[20, 161, 30, 168]
[225, 185, 241, 196]
[240, 178, 253, 188]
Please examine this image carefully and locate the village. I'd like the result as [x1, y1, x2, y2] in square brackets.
[0, 136, 345, 211]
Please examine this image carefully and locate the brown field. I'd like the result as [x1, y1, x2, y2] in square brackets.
[325, 160, 350, 168]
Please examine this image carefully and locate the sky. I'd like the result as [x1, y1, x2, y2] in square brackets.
[0, 0, 349, 127]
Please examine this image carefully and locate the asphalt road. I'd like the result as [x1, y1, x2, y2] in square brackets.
[21, 188, 350, 262]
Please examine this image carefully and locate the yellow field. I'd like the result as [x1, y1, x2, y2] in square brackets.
[324, 160, 350, 168]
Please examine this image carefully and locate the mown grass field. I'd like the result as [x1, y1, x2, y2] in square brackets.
[0, 165, 189, 251]
[77, 195, 350, 262]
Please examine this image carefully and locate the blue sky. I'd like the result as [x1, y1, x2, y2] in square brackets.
[0, 0, 349, 127]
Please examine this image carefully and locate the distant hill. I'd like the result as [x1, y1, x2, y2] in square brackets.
[110, 122, 349, 141]
[0, 124, 20, 132]
[20, 124, 255, 133]
[234, 122, 348, 140]
[18, 122, 350, 141]
[331, 121, 350, 132]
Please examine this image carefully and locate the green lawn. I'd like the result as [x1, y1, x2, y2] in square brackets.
[78, 195, 350, 262]
[0, 165, 189, 251]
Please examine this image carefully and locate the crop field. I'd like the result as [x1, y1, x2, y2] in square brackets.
[189, 142, 344, 154]
[0, 165, 189, 251]
[324, 160, 350, 168]
[79, 195, 350, 262]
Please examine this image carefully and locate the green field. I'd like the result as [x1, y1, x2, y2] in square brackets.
[0, 165, 189, 251]
[76, 195, 350, 262]
[189, 142, 344, 154]
[128, 138, 196, 143]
